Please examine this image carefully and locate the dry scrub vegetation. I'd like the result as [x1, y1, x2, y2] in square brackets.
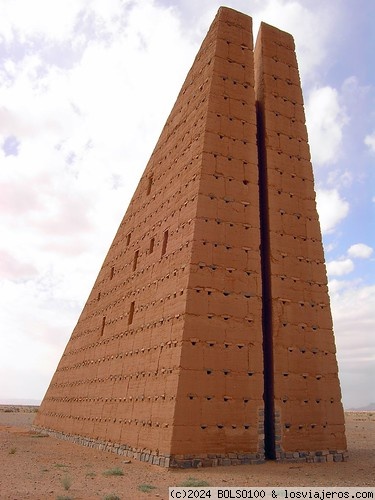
[0, 406, 374, 499]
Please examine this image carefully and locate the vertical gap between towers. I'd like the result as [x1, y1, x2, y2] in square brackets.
[256, 100, 276, 460]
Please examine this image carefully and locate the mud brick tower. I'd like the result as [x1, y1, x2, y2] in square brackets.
[34, 7, 347, 466]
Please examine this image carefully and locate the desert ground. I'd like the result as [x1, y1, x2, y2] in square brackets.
[0, 407, 373, 500]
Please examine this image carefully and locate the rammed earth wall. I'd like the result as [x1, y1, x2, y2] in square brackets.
[34, 7, 347, 467]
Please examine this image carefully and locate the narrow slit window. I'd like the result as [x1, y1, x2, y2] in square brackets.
[133, 250, 139, 271]
[149, 237, 155, 254]
[161, 230, 169, 256]
[128, 301, 135, 325]
[110, 266, 114, 279]
[126, 232, 132, 246]
[100, 316, 106, 336]
[146, 175, 153, 195]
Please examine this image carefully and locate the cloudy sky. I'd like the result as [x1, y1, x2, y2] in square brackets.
[0, 0, 374, 409]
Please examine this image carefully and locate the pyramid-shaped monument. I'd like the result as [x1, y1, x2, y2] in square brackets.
[34, 7, 347, 467]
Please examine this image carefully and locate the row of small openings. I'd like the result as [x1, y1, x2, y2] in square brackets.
[287, 346, 326, 355]
[100, 301, 134, 337]
[271, 74, 295, 86]
[135, 231, 168, 266]
[214, 112, 250, 126]
[198, 218, 253, 230]
[152, 106, 205, 160]
[65, 338, 179, 358]
[274, 167, 311, 181]
[200, 241, 257, 255]
[74, 291, 186, 341]
[278, 255, 323, 266]
[275, 133, 304, 146]
[217, 133, 249, 148]
[165, 109, 205, 145]
[200, 424, 251, 430]
[109, 230, 168, 278]
[138, 152, 200, 199]
[274, 149, 306, 163]
[197, 262, 254, 276]
[188, 394, 254, 403]
[204, 369, 256, 377]
[212, 175, 251, 187]
[203, 313, 254, 323]
[274, 235, 321, 246]
[222, 94, 247, 107]
[205, 195, 251, 208]
[280, 322, 322, 332]
[190, 340, 248, 349]
[47, 395, 173, 403]
[281, 373, 323, 380]
[281, 397, 337, 404]
[284, 423, 330, 430]
[210, 150, 250, 163]
[194, 288, 253, 298]
[279, 298, 318, 307]
[126, 188, 196, 241]
[220, 76, 250, 91]
[134, 166, 198, 211]
[51, 367, 178, 386]
[278, 275, 323, 287]
[60, 351, 178, 374]
[100, 258, 185, 301]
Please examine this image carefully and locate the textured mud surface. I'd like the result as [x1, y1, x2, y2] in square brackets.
[0, 408, 373, 500]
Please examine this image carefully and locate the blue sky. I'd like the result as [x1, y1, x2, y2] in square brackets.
[0, 0, 374, 409]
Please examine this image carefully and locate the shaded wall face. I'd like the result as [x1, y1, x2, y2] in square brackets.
[254, 23, 346, 456]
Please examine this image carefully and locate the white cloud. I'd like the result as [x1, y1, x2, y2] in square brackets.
[0, 0, 133, 43]
[251, 0, 338, 83]
[326, 169, 353, 189]
[305, 86, 348, 166]
[0, 0, 198, 401]
[326, 258, 354, 277]
[364, 131, 375, 153]
[348, 243, 373, 259]
[316, 188, 349, 233]
[164, 0, 340, 83]
[329, 281, 375, 408]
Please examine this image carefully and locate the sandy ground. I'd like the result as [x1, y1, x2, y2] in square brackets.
[0, 407, 374, 500]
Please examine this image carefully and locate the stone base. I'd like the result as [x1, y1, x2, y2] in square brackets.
[276, 450, 349, 463]
[32, 426, 347, 467]
[32, 425, 264, 467]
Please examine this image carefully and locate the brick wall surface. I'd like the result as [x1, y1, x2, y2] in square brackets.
[34, 7, 347, 467]
[254, 22, 347, 459]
